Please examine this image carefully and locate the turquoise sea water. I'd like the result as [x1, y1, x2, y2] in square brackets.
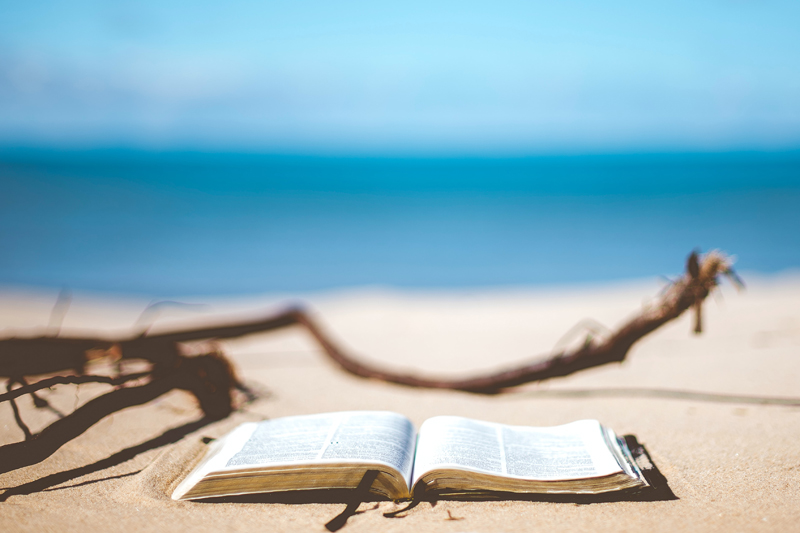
[1, 150, 798, 296]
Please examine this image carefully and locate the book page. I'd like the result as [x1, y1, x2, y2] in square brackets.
[412, 417, 623, 484]
[413, 416, 505, 480]
[222, 411, 416, 480]
[501, 420, 616, 479]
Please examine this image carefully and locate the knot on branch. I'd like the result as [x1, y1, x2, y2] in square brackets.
[157, 352, 239, 420]
[680, 250, 743, 334]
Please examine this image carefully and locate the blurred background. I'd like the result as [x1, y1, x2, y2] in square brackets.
[1, 0, 799, 297]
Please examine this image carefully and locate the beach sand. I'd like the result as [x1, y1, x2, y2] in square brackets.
[1, 276, 799, 532]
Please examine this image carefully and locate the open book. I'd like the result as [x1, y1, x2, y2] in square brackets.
[172, 411, 647, 501]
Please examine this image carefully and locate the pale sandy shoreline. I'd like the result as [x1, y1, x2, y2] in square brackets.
[2, 275, 799, 532]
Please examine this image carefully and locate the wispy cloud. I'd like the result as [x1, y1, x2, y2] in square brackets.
[1, 0, 799, 154]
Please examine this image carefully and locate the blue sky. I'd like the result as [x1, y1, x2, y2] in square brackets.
[2, 0, 800, 155]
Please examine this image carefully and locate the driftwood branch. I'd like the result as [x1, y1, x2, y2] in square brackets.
[0, 249, 739, 475]
[294, 249, 742, 393]
[0, 373, 150, 404]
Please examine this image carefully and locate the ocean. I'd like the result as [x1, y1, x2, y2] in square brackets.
[1, 150, 798, 296]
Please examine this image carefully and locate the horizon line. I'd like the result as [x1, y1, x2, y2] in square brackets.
[3, 144, 800, 161]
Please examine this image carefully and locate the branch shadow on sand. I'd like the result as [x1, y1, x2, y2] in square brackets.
[0, 417, 214, 502]
[511, 387, 800, 406]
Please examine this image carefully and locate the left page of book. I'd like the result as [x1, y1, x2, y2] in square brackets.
[172, 411, 417, 500]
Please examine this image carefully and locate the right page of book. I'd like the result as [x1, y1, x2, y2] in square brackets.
[412, 416, 624, 484]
